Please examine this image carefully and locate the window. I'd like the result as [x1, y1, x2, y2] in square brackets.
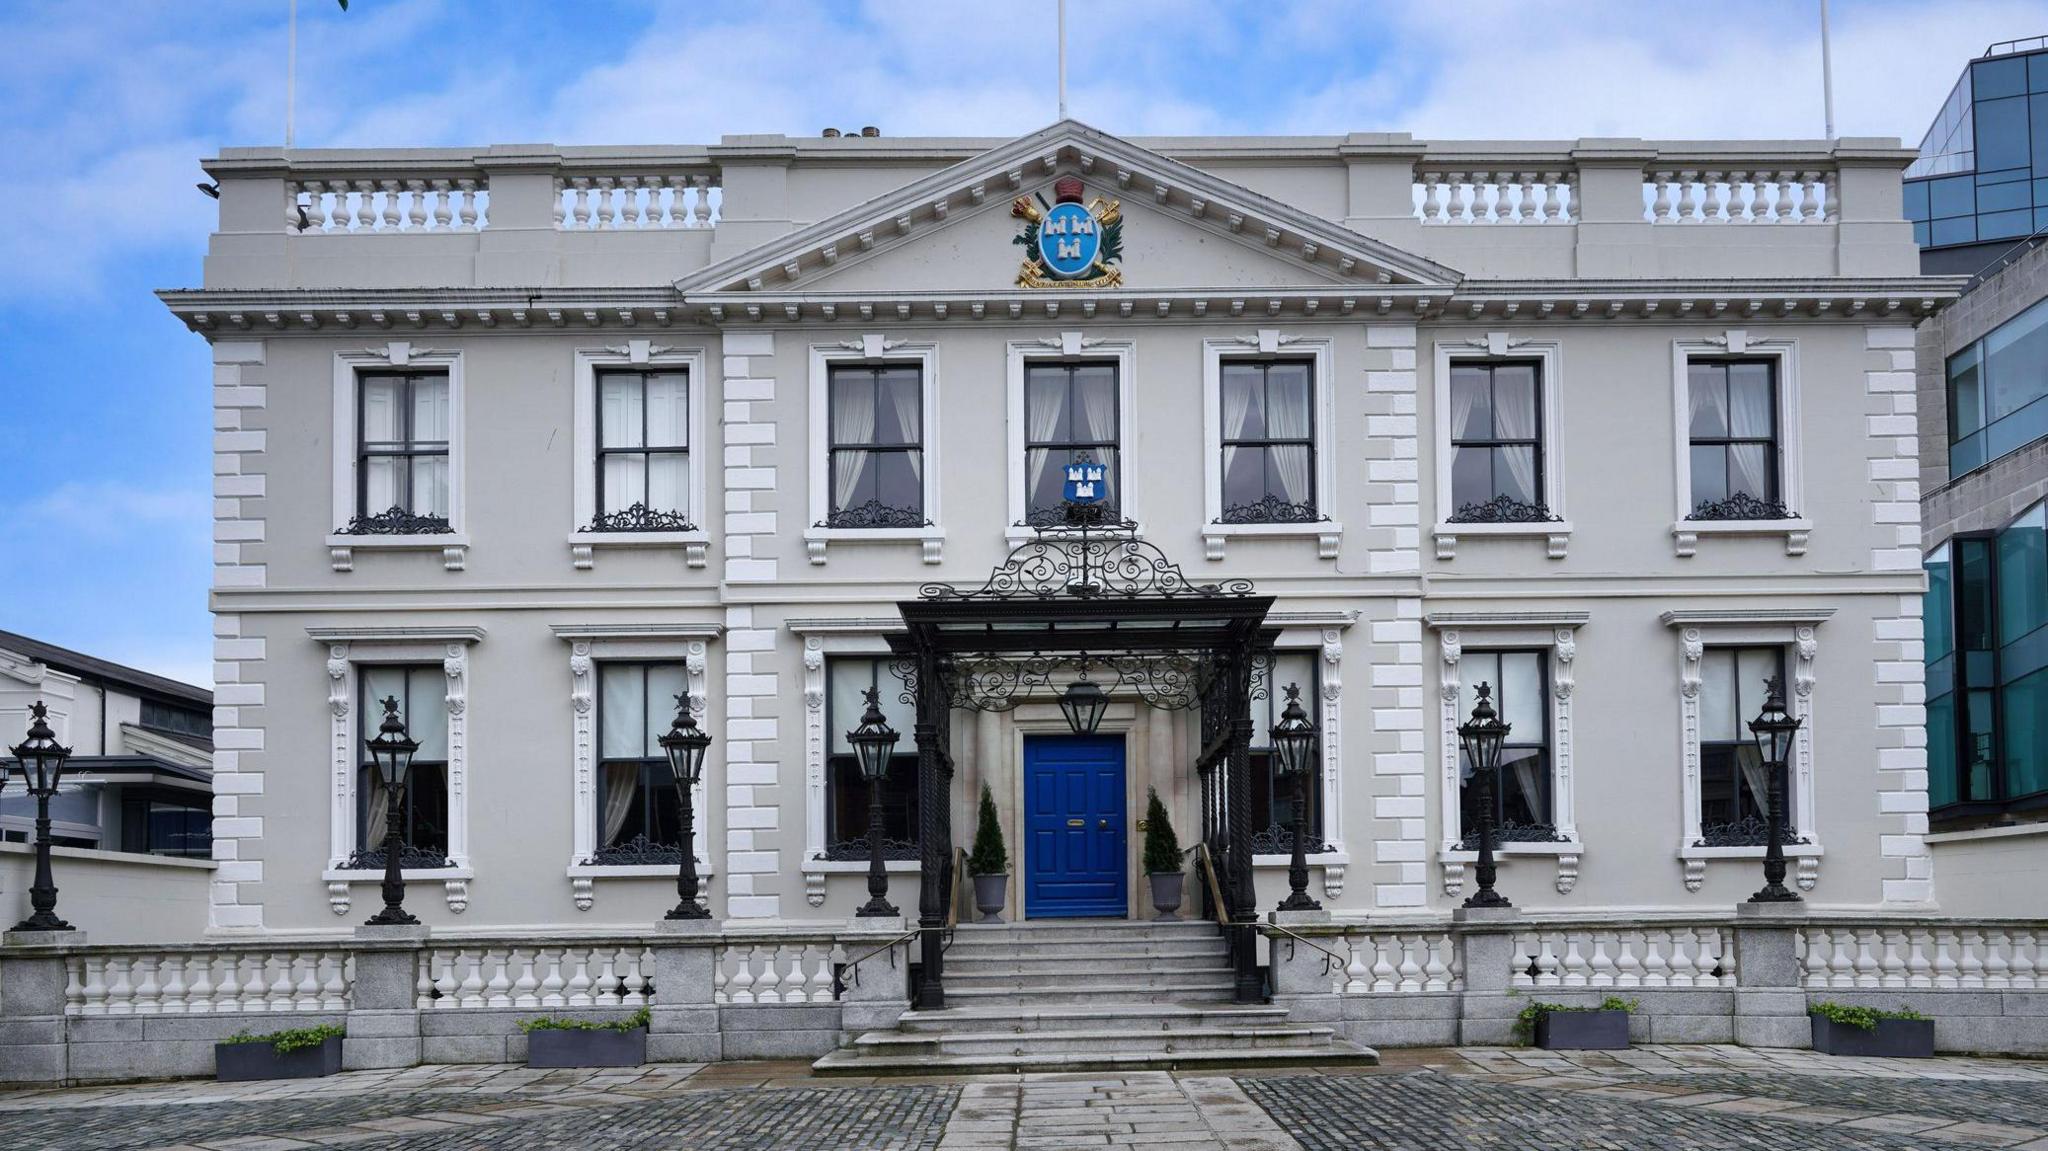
[1687, 359, 1787, 519]
[119, 787, 211, 858]
[1694, 647, 1794, 845]
[1447, 362, 1547, 522]
[138, 699, 210, 742]
[590, 663, 688, 863]
[1454, 651, 1554, 844]
[825, 364, 924, 529]
[349, 371, 451, 533]
[1219, 360, 1317, 523]
[1948, 297, 2048, 478]
[1025, 362, 1120, 523]
[592, 369, 692, 531]
[1928, 501, 2048, 817]
[825, 658, 918, 859]
[1249, 652, 1322, 852]
[351, 665, 449, 867]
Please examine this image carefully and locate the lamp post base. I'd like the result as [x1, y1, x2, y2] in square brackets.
[855, 898, 901, 918]
[9, 911, 73, 934]
[1739, 892, 1807, 914]
[2, 927, 83, 948]
[664, 900, 712, 921]
[1461, 888, 1513, 910]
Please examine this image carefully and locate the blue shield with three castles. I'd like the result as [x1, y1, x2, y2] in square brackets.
[1063, 457, 1107, 504]
[1037, 201, 1101, 279]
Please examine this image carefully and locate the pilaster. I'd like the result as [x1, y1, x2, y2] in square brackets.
[211, 337, 269, 933]
[721, 331, 783, 919]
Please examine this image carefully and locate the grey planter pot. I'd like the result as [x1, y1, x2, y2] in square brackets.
[1148, 871, 1185, 921]
[1810, 1013, 1934, 1058]
[973, 873, 1008, 923]
[527, 1027, 648, 1068]
[214, 1035, 343, 1081]
[1535, 1009, 1629, 1050]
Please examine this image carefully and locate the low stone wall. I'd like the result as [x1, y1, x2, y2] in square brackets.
[0, 845, 212, 945]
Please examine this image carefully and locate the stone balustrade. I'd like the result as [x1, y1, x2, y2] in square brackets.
[1413, 168, 1576, 224]
[1646, 167, 1835, 224]
[1798, 923, 2046, 990]
[1508, 923, 1738, 989]
[415, 941, 656, 1010]
[1324, 928, 1463, 993]
[555, 171, 720, 230]
[66, 947, 353, 1016]
[291, 176, 488, 233]
[713, 936, 848, 1004]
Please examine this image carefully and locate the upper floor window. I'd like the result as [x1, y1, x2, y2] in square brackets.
[1455, 650, 1553, 843]
[1695, 646, 1793, 845]
[1025, 362, 1120, 524]
[593, 369, 693, 531]
[1218, 360, 1317, 524]
[825, 364, 925, 529]
[1686, 359, 1787, 520]
[826, 657, 918, 859]
[1249, 651, 1323, 852]
[592, 662, 688, 863]
[1926, 501, 2048, 817]
[1949, 297, 2048, 478]
[352, 665, 449, 867]
[1446, 361, 1548, 523]
[350, 370, 451, 534]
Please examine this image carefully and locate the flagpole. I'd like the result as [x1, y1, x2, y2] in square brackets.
[286, 0, 297, 148]
[1820, 0, 1835, 140]
[1057, 0, 1067, 120]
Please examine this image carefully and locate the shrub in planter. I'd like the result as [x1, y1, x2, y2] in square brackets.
[1142, 788, 1184, 921]
[1809, 1001, 1933, 1058]
[520, 1007, 651, 1068]
[967, 784, 1010, 923]
[215, 1024, 345, 1081]
[1514, 996, 1636, 1050]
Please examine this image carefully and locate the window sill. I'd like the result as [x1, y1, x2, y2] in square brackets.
[1203, 522, 1340, 561]
[804, 858, 922, 873]
[322, 864, 475, 915]
[1252, 850, 1349, 867]
[1438, 841, 1584, 896]
[805, 527, 944, 566]
[1006, 521, 1147, 547]
[1433, 521, 1573, 561]
[1671, 517, 1812, 558]
[567, 530, 710, 571]
[327, 533, 470, 573]
[1437, 841, 1581, 861]
[1675, 841, 1824, 893]
[565, 860, 717, 879]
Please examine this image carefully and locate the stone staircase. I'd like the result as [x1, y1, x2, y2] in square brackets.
[813, 919, 1377, 1074]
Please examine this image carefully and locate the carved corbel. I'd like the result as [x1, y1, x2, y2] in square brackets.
[1683, 858, 1706, 893]
[1555, 853, 1580, 896]
[444, 879, 469, 914]
[1442, 860, 1465, 898]
[328, 883, 352, 916]
[573, 877, 595, 912]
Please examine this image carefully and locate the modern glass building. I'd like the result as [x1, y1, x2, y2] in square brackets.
[1906, 37, 2048, 273]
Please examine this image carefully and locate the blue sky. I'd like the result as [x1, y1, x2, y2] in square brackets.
[1, 0, 2042, 687]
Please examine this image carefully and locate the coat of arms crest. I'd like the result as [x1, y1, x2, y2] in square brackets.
[1011, 177, 1123, 288]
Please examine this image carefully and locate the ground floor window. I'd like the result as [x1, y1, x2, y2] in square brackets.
[1249, 650, 1324, 852]
[350, 665, 450, 867]
[1694, 646, 1795, 845]
[825, 657, 919, 859]
[591, 662, 688, 863]
[1456, 650, 1554, 844]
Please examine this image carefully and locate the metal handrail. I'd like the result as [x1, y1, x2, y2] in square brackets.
[838, 927, 919, 992]
[1192, 843, 1230, 931]
[1260, 920, 1348, 979]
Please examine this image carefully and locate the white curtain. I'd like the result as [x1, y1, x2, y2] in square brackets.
[364, 774, 388, 844]
[1494, 377, 1537, 504]
[1026, 376, 1068, 502]
[601, 763, 639, 845]
[1220, 372, 1256, 498]
[1267, 382, 1311, 504]
[831, 378, 876, 511]
[1727, 445, 1770, 501]
[1507, 750, 1543, 823]
[1736, 748, 1770, 825]
[1689, 367, 1728, 437]
[886, 376, 922, 481]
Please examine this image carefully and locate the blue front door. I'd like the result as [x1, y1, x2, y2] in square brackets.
[1024, 735, 1127, 918]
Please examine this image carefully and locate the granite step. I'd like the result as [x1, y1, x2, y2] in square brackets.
[812, 1041, 1378, 1077]
[854, 1023, 1340, 1057]
[893, 1003, 1293, 1034]
[939, 981, 1237, 1007]
[941, 952, 1235, 977]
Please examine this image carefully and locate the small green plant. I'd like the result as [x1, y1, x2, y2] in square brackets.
[967, 784, 1008, 877]
[1143, 788, 1181, 875]
[222, 1023, 344, 1054]
[1511, 996, 1638, 1044]
[517, 1006, 651, 1034]
[1809, 1000, 1926, 1031]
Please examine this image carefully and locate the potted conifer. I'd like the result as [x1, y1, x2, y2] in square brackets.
[968, 783, 1010, 923]
[1143, 788, 1184, 920]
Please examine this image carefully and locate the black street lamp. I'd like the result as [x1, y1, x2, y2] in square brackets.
[1747, 675, 1804, 904]
[658, 695, 714, 920]
[9, 701, 75, 933]
[1459, 682, 1512, 909]
[847, 687, 902, 918]
[1057, 668, 1110, 736]
[362, 696, 421, 927]
[1270, 683, 1321, 912]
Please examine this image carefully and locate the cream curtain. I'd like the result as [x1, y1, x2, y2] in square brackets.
[831, 377, 877, 510]
[886, 375, 922, 481]
[1267, 380, 1312, 504]
[364, 774, 388, 844]
[1493, 378, 1537, 504]
[601, 763, 640, 845]
[1026, 375, 1068, 504]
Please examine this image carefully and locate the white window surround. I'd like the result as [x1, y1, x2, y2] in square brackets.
[1663, 608, 1831, 894]
[309, 625, 484, 917]
[1427, 611, 1587, 897]
[1432, 334, 1571, 561]
[328, 343, 468, 573]
[551, 623, 721, 913]
[568, 342, 710, 571]
[1201, 332, 1340, 560]
[1251, 611, 1357, 902]
[805, 336, 944, 565]
[1007, 333, 1141, 546]
[1670, 332, 1811, 557]
[789, 619, 921, 908]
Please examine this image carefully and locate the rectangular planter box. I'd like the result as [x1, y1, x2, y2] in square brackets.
[1535, 1009, 1629, 1050]
[214, 1035, 343, 1081]
[526, 1027, 648, 1068]
[1809, 1013, 1934, 1058]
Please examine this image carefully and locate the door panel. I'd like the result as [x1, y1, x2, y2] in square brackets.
[1024, 735, 1127, 917]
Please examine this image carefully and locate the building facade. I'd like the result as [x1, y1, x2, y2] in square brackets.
[160, 122, 1952, 949]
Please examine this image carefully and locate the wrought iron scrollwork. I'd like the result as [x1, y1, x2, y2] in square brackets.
[581, 502, 697, 533]
[338, 506, 454, 536]
[1251, 823, 1330, 855]
[1687, 493, 1794, 521]
[1216, 495, 1325, 525]
[1694, 815, 1806, 848]
[1446, 495, 1560, 524]
[1025, 503, 1124, 528]
[941, 651, 1217, 712]
[818, 499, 931, 530]
[343, 844, 452, 870]
[1457, 820, 1564, 850]
[582, 834, 685, 866]
[921, 522, 1253, 602]
[824, 838, 920, 862]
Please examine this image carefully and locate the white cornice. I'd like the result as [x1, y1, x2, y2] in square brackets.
[785, 617, 908, 635]
[1659, 608, 1836, 628]
[306, 625, 486, 644]
[1424, 611, 1592, 629]
[547, 623, 723, 641]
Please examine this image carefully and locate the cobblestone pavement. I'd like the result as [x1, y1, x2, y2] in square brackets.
[1, 1048, 2046, 1150]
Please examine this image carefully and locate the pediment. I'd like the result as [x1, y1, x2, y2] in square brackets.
[677, 120, 1461, 307]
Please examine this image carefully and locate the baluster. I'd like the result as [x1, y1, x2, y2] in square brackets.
[1822, 175, 1840, 222]
[1780, 171, 1806, 223]
[1799, 929, 1826, 987]
[1933, 932, 1960, 988]
[1512, 173, 1535, 223]
[593, 948, 620, 1005]
[448, 948, 478, 1007]
[1669, 928, 1699, 988]
[609, 948, 637, 1006]
[458, 179, 480, 229]
[1421, 176, 1446, 223]
[1631, 930, 1662, 987]
[1755, 173, 1781, 223]
[565, 949, 595, 1006]
[714, 947, 731, 1004]
[731, 946, 757, 1004]
[1533, 934, 1560, 988]
[810, 946, 835, 1003]
[1560, 936, 1588, 988]
[538, 947, 565, 1007]
[1798, 172, 1822, 223]
[1850, 931, 1878, 988]
[287, 183, 307, 230]
[1395, 935, 1423, 992]
[427, 178, 451, 230]
[1961, 929, 1987, 989]
[591, 177, 616, 229]
[1987, 929, 2013, 989]
[241, 953, 271, 1012]
[414, 953, 433, 1009]
[551, 178, 568, 228]
[373, 179, 399, 230]
[342, 180, 367, 231]
[320, 954, 347, 1012]
[1906, 929, 1933, 988]
[1823, 931, 1852, 989]
[188, 955, 217, 1015]
[755, 945, 784, 1004]
[1506, 934, 1532, 990]
[485, 948, 512, 1008]
[401, 179, 425, 230]
[1650, 174, 1674, 223]
[103, 957, 135, 1015]
[1673, 170, 1699, 222]
[692, 174, 714, 227]
[212, 954, 241, 1013]
[161, 955, 193, 1015]
[784, 946, 811, 1003]
[79, 955, 110, 1016]
[1713, 930, 1736, 986]
[570, 178, 593, 229]
[1369, 936, 1396, 992]
[511, 949, 539, 1007]
[2011, 930, 2037, 990]
[285, 952, 312, 1011]
[1875, 930, 1903, 988]
[131, 956, 161, 1016]
[427, 949, 455, 1007]
[1612, 933, 1641, 988]
[1422, 936, 1449, 991]
[1546, 174, 1569, 222]
[1587, 936, 1615, 988]
[1342, 936, 1370, 994]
